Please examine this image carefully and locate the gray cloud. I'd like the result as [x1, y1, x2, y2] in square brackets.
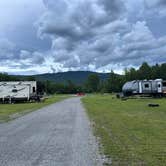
[37, 0, 126, 39]
[99, 0, 126, 19]
[144, 0, 166, 17]
[35, 0, 166, 71]
[145, 0, 166, 8]
[36, 0, 129, 69]
[50, 65, 56, 73]
[0, 38, 15, 60]
[157, 0, 166, 6]
[20, 50, 45, 65]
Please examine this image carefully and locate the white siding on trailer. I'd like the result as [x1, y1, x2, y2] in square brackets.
[139, 81, 142, 93]
[12, 85, 30, 99]
[0, 81, 37, 96]
[19, 81, 36, 94]
[0, 84, 30, 99]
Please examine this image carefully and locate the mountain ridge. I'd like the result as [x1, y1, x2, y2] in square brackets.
[30, 71, 111, 85]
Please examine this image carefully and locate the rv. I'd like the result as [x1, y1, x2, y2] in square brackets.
[0, 81, 37, 103]
[122, 79, 166, 97]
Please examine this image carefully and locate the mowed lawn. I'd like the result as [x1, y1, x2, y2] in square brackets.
[0, 95, 69, 122]
[82, 95, 166, 166]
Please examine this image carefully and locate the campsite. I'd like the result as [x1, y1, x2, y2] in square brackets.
[0, 71, 166, 165]
[0, 0, 166, 165]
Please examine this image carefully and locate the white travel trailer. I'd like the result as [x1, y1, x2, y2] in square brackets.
[0, 81, 37, 103]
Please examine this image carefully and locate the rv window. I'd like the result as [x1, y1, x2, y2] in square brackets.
[12, 89, 18, 93]
[33, 87, 36, 93]
[158, 84, 161, 88]
[163, 82, 166, 87]
[144, 84, 149, 88]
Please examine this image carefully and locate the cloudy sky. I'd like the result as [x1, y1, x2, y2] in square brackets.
[0, 0, 166, 75]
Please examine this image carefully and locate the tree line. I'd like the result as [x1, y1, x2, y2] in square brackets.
[96, 62, 166, 93]
[0, 62, 166, 94]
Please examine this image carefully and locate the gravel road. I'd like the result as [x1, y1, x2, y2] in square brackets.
[0, 97, 103, 166]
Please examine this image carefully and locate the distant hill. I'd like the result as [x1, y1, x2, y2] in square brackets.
[32, 71, 110, 85]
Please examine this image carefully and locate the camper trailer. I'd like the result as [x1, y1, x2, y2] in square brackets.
[0, 81, 37, 103]
[122, 79, 166, 97]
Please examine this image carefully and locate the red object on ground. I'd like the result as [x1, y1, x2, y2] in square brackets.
[77, 92, 85, 96]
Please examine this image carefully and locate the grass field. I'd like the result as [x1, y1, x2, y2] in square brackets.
[82, 95, 166, 166]
[0, 95, 69, 123]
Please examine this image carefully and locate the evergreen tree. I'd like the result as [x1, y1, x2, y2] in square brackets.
[106, 70, 124, 93]
[138, 62, 152, 79]
[85, 74, 100, 92]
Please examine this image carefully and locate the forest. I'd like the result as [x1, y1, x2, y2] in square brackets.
[0, 62, 166, 94]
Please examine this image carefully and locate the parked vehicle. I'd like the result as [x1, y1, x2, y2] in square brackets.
[0, 81, 39, 103]
[122, 79, 166, 96]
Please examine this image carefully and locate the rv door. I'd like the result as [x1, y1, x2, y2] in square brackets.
[157, 81, 162, 93]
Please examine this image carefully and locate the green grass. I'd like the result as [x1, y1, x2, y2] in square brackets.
[0, 95, 69, 123]
[82, 95, 166, 166]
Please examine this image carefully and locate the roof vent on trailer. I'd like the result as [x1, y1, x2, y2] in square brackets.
[12, 89, 18, 93]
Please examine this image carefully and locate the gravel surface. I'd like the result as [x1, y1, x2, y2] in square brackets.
[0, 97, 103, 166]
